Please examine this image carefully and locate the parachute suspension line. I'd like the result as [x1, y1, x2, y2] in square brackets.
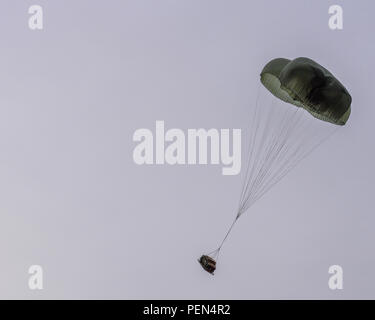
[238, 90, 339, 216]
[242, 117, 306, 211]
[211, 88, 284, 255]
[265, 107, 335, 206]
[239, 107, 305, 214]
[207, 216, 239, 262]
[237, 82, 262, 213]
[238, 93, 277, 217]
[247, 114, 318, 206]
[207, 89, 340, 260]
[238, 96, 302, 215]
[208, 83, 262, 259]
[236, 83, 341, 217]
[244, 127, 339, 211]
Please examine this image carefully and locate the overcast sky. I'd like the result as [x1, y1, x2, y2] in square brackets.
[0, 0, 374, 299]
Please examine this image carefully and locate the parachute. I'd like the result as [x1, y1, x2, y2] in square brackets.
[261, 57, 351, 125]
[199, 57, 352, 274]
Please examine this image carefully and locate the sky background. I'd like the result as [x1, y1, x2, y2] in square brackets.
[0, 0, 374, 299]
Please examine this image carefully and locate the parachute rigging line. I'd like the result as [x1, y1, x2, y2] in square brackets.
[210, 85, 339, 256]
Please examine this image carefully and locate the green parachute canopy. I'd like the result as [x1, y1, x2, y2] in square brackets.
[260, 57, 351, 125]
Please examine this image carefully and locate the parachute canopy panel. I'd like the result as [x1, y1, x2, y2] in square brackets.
[260, 57, 351, 125]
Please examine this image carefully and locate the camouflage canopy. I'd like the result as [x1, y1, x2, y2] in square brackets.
[260, 57, 352, 125]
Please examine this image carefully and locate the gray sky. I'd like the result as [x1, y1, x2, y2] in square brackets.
[0, 0, 374, 299]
